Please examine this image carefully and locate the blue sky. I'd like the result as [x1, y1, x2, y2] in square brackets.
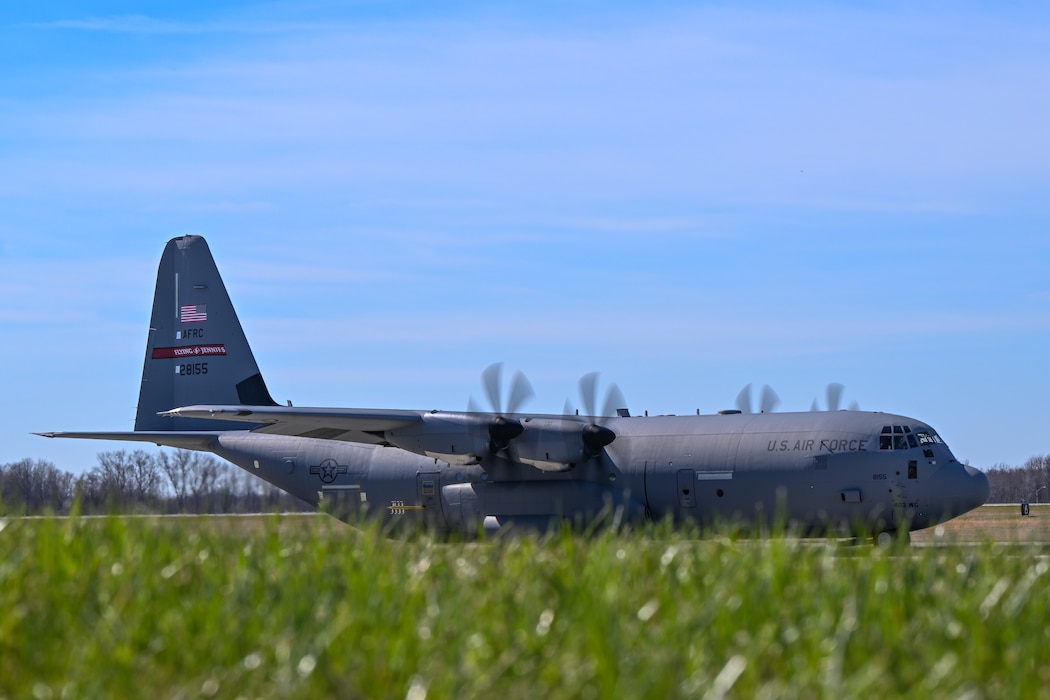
[2, 2, 1048, 474]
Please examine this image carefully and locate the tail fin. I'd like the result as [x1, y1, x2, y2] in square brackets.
[135, 235, 277, 431]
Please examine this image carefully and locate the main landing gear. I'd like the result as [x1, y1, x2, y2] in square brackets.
[874, 529, 911, 547]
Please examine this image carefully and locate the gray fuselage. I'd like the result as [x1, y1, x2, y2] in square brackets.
[206, 408, 987, 536]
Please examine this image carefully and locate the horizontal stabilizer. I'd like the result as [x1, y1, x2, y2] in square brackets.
[36, 431, 224, 451]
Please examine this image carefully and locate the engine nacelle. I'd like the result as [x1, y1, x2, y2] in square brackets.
[511, 417, 603, 471]
[384, 412, 486, 466]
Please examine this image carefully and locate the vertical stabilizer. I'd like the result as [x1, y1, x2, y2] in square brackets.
[135, 235, 277, 431]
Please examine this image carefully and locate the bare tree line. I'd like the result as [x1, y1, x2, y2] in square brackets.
[984, 455, 1050, 505]
[3, 450, 1049, 516]
[0, 450, 310, 516]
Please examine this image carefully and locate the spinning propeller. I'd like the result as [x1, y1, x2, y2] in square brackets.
[468, 363, 535, 452]
[467, 364, 628, 465]
[565, 372, 627, 456]
[810, 383, 859, 411]
[735, 383, 781, 414]
[575, 371, 628, 419]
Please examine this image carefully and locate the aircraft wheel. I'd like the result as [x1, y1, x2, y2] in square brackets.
[874, 530, 910, 548]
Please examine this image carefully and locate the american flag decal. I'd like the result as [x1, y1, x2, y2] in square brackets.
[180, 304, 207, 323]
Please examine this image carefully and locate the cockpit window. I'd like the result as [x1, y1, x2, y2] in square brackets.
[880, 426, 942, 450]
[914, 430, 943, 446]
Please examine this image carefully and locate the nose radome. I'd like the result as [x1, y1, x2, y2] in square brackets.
[964, 463, 991, 507]
[941, 463, 990, 518]
[929, 462, 990, 523]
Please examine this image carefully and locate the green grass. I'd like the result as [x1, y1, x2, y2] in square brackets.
[3, 514, 1050, 698]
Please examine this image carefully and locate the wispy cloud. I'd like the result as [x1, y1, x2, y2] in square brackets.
[0, 258, 153, 325]
[26, 14, 333, 35]
[248, 303, 1049, 365]
[8, 6, 1049, 208]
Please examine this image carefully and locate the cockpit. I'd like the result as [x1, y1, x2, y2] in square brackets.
[878, 425, 944, 458]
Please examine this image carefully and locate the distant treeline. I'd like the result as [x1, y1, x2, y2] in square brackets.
[3, 450, 1048, 516]
[984, 455, 1050, 504]
[0, 450, 311, 516]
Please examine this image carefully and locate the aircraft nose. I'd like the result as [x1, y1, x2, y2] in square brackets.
[965, 463, 991, 505]
[935, 463, 990, 519]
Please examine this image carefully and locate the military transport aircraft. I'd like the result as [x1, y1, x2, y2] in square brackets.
[40, 236, 989, 543]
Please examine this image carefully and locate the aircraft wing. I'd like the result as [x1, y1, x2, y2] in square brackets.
[160, 405, 424, 440]
[161, 404, 610, 471]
